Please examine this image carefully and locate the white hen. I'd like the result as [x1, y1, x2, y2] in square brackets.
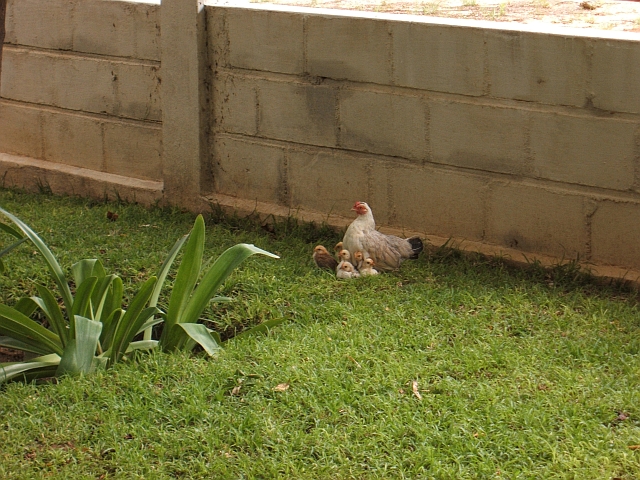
[342, 201, 423, 271]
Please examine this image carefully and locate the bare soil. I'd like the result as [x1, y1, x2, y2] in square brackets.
[232, 0, 640, 32]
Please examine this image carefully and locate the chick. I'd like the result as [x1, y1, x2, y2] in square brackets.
[359, 257, 379, 276]
[352, 250, 364, 271]
[338, 249, 352, 264]
[334, 242, 343, 254]
[336, 260, 360, 279]
[313, 245, 338, 271]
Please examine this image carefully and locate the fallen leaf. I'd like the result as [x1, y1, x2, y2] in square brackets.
[398, 388, 405, 394]
[580, 1, 596, 9]
[231, 386, 241, 396]
[274, 383, 290, 392]
[412, 380, 422, 400]
[347, 355, 362, 368]
[628, 445, 640, 450]
[106, 211, 118, 221]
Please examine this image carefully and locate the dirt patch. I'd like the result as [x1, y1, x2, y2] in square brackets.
[225, 0, 640, 32]
[0, 346, 24, 363]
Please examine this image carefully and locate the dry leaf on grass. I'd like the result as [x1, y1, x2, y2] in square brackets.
[231, 386, 241, 396]
[274, 383, 290, 392]
[412, 380, 422, 400]
[628, 445, 640, 450]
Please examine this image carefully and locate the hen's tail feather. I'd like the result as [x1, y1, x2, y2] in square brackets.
[407, 236, 424, 259]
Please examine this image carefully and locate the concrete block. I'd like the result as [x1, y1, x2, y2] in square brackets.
[340, 90, 427, 161]
[4, 0, 73, 50]
[392, 22, 484, 96]
[213, 136, 285, 205]
[114, 63, 162, 121]
[41, 111, 104, 171]
[487, 183, 587, 258]
[287, 149, 370, 216]
[380, 163, 487, 240]
[104, 122, 162, 181]
[226, 8, 304, 74]
[591, 39, 640, 115]
[1, 48, 114, 116]
[530, 112, 635, 190]
[306, 15, 392, 85]
[591, 201, 640, 269]
[0, 102, 42, 158]
[486, 31, 588, 107]
[430, 100, 528, 174]
[258, 80, 337, 147]
[73, 0, 161, 61]
[213, 74, 257, 135]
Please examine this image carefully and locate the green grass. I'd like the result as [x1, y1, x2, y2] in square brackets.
[1, 188, 639, 479]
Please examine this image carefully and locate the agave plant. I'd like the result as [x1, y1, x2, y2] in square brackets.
[0, 210, 280, 384]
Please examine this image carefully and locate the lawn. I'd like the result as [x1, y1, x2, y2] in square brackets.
[0, 188, 639, 479]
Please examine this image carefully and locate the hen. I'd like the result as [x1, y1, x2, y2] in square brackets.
[342, 201, 423, 271]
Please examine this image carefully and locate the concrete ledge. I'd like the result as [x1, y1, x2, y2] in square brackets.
[203, 192, 640, 289]
[0, 153, 164, 204]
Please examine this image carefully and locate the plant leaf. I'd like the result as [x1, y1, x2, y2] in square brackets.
[160, 215, 205, 347]
[232, 317, 286, 341]
[0, 336, 50, 355]
[35, 286, 69, 346]
[0, 304, 63, 355]
[109, 277, 157, 366]
[70, 276, 98, 329]
[0, 207, 74, 317]
[56, 316, 102, 376]
[0, 354, 61, 385]
[145, 234, 188, 341]
[0, 221, 25, 240]
[71, 259, 99, 288]
[14, 297, 39, 318]
[125, 340, 158, 353]
[174, 323, 222, 356]
[181, 244, 278, 327]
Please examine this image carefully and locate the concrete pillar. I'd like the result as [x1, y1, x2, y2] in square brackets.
[161, 0, 208, 208]
[0, 0, 7, 88]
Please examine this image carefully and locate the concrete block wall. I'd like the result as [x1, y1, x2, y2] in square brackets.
[0, 0, 162, 181]
[209, 5, 640, 270]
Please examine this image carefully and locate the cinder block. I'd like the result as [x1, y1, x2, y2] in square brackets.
[392, 22, 484, 96]
[591, 39, 640, 115]
[226, 8, 304, 74]
[530, 112, 635, 190]
[430, 100, 528, 174]
[591, 201, 640, 269]
[1, 48, 115, 115]
[213, 74, 257, 135]
[41, 111, 104, 171]
[258, 80, 337, 147]
[213, 136, 285, 205]
[340, 90, 427, 161]
[306, 15, 392, 85]
[104, 122, 162, 181]
[487, 183, 587, 258]
[486, 31, 589, 107]
[4, 0, 73, 50]
[0, 102, 42, 158]
[372, 162, 486, 240]
[73, 0, 161, 61]
[287, 148, 369, 216]
[114, 63, 162, 121]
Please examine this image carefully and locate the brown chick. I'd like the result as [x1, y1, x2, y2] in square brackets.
[359, 257, 379, 276]
[352, 251, 364, 270]
[313, 245, 338, 271]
